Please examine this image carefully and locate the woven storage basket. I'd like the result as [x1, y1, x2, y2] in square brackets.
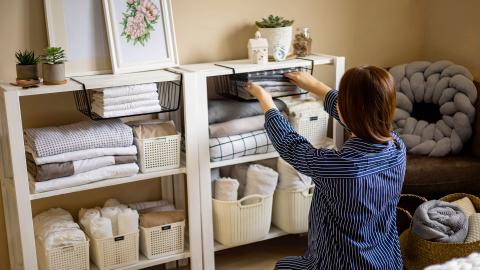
[401, 193, 480, 270]
[90, 231, 139, 270]
[289, 104, 329, 146]
[140, 221, 185, 260]
[36, 239, 89, 270]
[134, 133, 181, 173]
[398, 194, 428, 217]
[272, 186, 314, 234]
[213, 194, 273, 247]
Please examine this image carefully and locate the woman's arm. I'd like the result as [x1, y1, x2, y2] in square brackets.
[284, 72, 332, 101]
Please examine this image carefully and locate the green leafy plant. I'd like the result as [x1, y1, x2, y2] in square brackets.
[15, 49, 40, 65]
[42, 47, 67, 64]
[256, 15, 294, 28]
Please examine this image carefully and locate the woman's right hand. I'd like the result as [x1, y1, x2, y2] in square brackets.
[285, 71, 332, 100]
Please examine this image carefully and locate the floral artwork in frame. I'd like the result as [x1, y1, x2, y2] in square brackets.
[121, 0, 160, 46]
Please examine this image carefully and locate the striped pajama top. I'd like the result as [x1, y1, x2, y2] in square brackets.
[265, 90, 406, 270]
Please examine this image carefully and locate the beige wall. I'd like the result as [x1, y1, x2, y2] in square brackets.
[0, 0, 432, 268]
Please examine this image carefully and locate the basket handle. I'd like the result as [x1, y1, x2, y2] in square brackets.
[301, 185, 315, 197]
[237, 194, 265, 208]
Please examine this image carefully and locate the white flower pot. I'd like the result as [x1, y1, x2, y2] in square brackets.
[258, 26, 293, 57]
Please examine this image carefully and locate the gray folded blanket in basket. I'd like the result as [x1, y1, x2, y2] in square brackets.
[412, 200, 468, 243]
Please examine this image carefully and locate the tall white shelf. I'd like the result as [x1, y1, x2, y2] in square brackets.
[0, 71, 203, 270]
[175, 54, 345, 270]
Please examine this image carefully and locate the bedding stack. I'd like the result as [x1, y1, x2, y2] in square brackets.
[91, 83, 161, 118]
[208, 99, 287, 161]
[25, 119, 139, 193]
[129, 199, 185, 228]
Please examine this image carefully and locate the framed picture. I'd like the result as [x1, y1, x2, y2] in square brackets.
[44, 0, 112, 76]
[102, 0, 179, 74]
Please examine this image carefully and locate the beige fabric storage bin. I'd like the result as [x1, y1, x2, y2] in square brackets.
[213, 194, 273, 247]
[272, 186, 314, 234]
[90, 231, 139, 270]
[140, 221, 185, 260]
[134, 133, 181, 173]
[36, 239, 89, 270]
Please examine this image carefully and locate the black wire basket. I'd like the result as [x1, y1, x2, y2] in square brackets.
[72, 75, 182, 120]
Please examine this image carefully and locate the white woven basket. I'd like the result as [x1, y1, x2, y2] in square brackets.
[213, 194, 273, 247]
[289, 105, 329, 146]
[134, 133, 181, 173]
[272, 186, 314, 234]
[140, 220, 185, 260]
[90, 231, 139, 270]
[37, 239, 89, 270]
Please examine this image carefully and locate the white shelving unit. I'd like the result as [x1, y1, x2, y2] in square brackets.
[0, 72, 203, 270]
[175, 53, 345, 270]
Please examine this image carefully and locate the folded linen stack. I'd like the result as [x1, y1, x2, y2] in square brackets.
[128, 199, 185, 228]
[208, 99, 288, 161]
[230, 67, 306, 99]
[91, 83, 161, 118]
[24, 119, 139, 193]
[34, 208, 86, 250]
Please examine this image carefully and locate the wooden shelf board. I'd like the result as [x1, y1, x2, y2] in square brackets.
[210, 152, 280, 169]
[214, 226, 288, 252]
[90, 250, 191, 270]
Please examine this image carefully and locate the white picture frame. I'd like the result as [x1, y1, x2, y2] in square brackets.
[102, 0, 179, 74]
[44, 0, 112, 76]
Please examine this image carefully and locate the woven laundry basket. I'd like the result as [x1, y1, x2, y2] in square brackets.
[140, 221, 185, 260]
[134, 132, 181, 173]
[90, 231, 139, 270]
[401, 193, 480, 270]
[272, 186, 314, 234]
[36, 239, 89, 270]
[213, 194, 273, 247]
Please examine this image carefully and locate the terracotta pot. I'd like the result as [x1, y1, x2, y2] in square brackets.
[42, 63, 66, 84]
[16, 64, 38, 80]
[258, 26, 293, 58]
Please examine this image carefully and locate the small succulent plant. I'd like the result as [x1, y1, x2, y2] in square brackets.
[256, 15, 294, 28]
[42, 47, 67, 64]
[15, 49, 40, 65]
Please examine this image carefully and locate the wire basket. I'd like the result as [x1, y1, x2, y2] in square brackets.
[73, 77, 182, 120]
[140, 221, 185, 260]
[36, 240, 90, 270]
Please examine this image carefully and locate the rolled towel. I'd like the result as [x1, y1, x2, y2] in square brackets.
[128, 200, 170, 211]
[79, 208, 101, 233]
[104, 198, 122, 208]
[276, 158, 312, 191]
[452, 197, 477, 217]
[117, 208, 139, 235]
[231, 164, 249, 198]
[140, 210, 185, 228]
[138, 204, 176, 214]
[89, 217, 113, 239]
[101, 206, 122, 236]
[412, 200, 468, 243]
[37, 220, 81, 241]
[465, 213, 480, 243]
[214, 177, 239, 201]
[244, 164, 278, 196]
[43, 228, 86, 249]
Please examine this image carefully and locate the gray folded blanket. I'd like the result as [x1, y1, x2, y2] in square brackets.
[208, 99, 287, 124]
[412, 200, 468, 243]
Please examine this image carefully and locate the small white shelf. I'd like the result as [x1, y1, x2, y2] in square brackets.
[214, 226, 288, 252]
[90, 251, 191, 270]
[210, 152, 280, 169]
[29, 166, 187, 200]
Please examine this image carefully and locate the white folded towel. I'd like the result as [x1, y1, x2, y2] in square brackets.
[214, 178, 239, 201]
[92, 104, 162, 118]
[117, 208, 139, 235]
[277, 158, 312, 191]
[79, 208, 101, 233]
[93, 92, 158, 106]
[128, 200, 171, 211]
[43, 228, 87, 249]
[244, 164, 278, 197]
[101, 206, 124, 236]
[93, 83, 157, 98]
[92, 99, 160, 113]
[104, 198, 122, 208]
[89, 217, 113, 239]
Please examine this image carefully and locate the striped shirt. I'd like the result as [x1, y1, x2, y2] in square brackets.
[266, 90, 406, 270]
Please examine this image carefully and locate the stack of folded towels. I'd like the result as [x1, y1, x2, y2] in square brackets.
[25, 119, 139, 193]
[412, 196, 480, 243]
[276, 158, 313, 192]
[128, 199, 185, 228]
[79, 199, 139, 239]
[208, 99, 288, 162]
[91, 83, 161, 118]
[34, 208, 87, 250]
[212, 163, 279, 202]
[231, 67, 306, 100]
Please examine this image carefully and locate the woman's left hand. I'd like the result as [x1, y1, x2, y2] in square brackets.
[245, 83, 277, 112]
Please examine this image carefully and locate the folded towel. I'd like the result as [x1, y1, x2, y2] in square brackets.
[452, 197, 477, 217]
[412, 200, 468, 243]
[93, 83, 157, 98]
[208, 99, 286, 124]
[209, 115, 265, 138]
[92, 104, 162, 118]
[92, 99, 160, 112]
[89, 216, 113, 239]
[132, 120, 177, 139]
[230, 67, 307, 82]
[128, 200, 171, 211]
[231, 164, 249, 198]
[104, 198, 122, 208]
[244, 164, 278, 197]
[214, 177, 239, 201]
[277, 158, 312, 191]
[118, 208, 139, 235]
[79, 208, 101, 234]
[140, 210, 185, 228]
[27, 145, 138, 165]
[92, 92, 158, 106]
[29, 163, 139, 193]
[33, 208, 73, 235]
[465, 213, 480, 243]
[101, 206, 124, 236]
[24, 119, 133, 157]
[138, 204, 176, 214]
[42, 228, 87, 249]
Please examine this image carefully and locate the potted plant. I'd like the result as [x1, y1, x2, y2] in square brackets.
[15, 49, 40, 81]
[42, 47, 67, 85]
[256, 15, 294, 59]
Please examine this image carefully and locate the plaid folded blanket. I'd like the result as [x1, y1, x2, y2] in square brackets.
[209, 129, 275, 162]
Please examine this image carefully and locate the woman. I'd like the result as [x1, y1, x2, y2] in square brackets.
[246, 66, 406, 270]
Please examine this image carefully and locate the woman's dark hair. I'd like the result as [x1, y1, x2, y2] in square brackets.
[337, 66, 396, 144]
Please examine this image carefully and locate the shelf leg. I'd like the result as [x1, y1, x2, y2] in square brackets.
[333, 56, 346, 149]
